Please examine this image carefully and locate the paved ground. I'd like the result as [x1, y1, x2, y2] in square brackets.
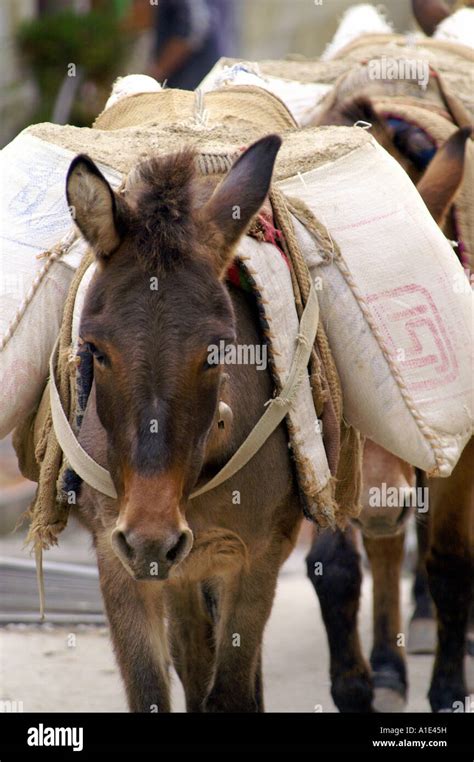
[1, 540, 473, 713]
[0, 498, 472, 713]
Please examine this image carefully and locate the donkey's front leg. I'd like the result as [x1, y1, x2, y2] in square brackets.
[306, 524, 373, 712]
[203, 557, 280, 713]
[363, 532, 407, 712]
[96, 533, 171, 713]
[165, 581, 215, 712]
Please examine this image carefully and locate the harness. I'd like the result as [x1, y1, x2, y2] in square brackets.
[49, 281, 319, 502]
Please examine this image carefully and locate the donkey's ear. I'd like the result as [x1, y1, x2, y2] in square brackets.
[202, 134, 281, 277]
[412, 0, 450, 36]
[416, 127, 471, 225]
[66, 154, 123, 260]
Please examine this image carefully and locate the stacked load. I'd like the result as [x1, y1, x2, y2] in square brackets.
[1, 79, 472, 547]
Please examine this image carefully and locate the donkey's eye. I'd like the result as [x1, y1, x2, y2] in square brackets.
[87, 342, 109, 367]
[203, 347, 218, 371]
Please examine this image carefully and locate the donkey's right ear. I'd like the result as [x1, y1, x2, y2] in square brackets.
[66, 154, 123, 260]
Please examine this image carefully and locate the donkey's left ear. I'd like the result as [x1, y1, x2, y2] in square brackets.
[66, 154, 124, 260]
[202, 134, 282, 277]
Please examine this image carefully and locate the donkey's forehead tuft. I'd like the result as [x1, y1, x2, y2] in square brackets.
[131, 149, 197, 197]
[125, 148, 207, 272]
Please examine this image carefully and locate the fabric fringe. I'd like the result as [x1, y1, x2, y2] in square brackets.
[270, 187, 362, 527]
[20, 249, 95, 551]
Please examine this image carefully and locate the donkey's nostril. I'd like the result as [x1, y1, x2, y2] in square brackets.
[166, 531, 189, 563]
[112, 529, 134, 561]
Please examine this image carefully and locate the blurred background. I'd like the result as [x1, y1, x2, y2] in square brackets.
[0, 0, 416, 148]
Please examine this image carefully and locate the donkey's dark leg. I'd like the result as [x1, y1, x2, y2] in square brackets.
[165, 582, 215, 713]
[363, 532, 407, 711]
[408, 482, 437, 654]
[96, 533, 171, 713]
[203, 549, 282, 713]
[413, 516, 435, 617]
[306, 525, 373, 712]
[426, 439, 473, 712]
[254, 648, 264, 712]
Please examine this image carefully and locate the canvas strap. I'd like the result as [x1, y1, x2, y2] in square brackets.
[48, 282, 319, 501]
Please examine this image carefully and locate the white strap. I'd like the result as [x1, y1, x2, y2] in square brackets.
[49, 343, 118, 498]
[49, 283, 319, 500]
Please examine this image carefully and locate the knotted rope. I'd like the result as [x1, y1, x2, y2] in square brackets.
[270, 188, 362, 524]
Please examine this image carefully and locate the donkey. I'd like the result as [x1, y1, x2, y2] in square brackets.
[307, 110, 473, 712]
[65, 135, 304, 712]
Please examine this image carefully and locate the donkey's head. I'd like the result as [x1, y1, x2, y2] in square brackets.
[66, 135, 281, 579]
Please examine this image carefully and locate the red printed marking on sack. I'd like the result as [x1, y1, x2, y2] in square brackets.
[367, 284, 458, 391]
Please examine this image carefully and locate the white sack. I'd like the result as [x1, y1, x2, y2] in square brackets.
[433, 8, 474, 48]
[279, 137, 473, 476]
[321, 3, 393, 60]
[0, 133, 121, 437]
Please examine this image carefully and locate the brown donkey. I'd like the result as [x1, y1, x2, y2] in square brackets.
[307, 122, 473, 712]
[65, 135, 304, 712]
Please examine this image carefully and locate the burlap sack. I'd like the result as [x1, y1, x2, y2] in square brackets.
[331, 35, 474, 118]
[93, 85, 297, 132]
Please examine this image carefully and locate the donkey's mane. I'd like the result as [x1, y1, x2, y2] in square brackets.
[126, 148, 208, 273]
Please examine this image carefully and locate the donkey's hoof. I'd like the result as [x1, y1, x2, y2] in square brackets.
[331, 673, 373, 713]
[428, 679, 466, 713]
[372, 670, 407, 713]
[373, 687, 407, 713]
[407, 617, 436, 655]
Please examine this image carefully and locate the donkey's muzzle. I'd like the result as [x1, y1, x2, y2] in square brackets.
[111, 526, 193, 580]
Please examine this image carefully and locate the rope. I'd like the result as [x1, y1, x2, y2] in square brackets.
[26, 249, 95, 553]
[270, 188, 343, 423]
[271, 191, 365, 519]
